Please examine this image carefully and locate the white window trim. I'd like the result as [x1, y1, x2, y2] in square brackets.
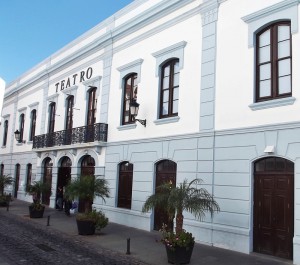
[242, 0, 299, 48]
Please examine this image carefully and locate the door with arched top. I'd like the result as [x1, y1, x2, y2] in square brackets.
[154, 160, 176, 231]
[42, 158, 53, 205]
[253, 157, 294, 260]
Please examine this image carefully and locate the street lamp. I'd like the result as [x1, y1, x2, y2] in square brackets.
[130, 99, 146, 127]
[14, 130, 21, 142]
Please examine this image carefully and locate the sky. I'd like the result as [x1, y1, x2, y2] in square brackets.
[0, 0, 134, 85]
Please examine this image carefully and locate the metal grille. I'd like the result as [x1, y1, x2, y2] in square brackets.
[32, 123, 108, 149]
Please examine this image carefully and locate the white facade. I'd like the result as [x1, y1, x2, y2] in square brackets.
[1, 0, 300, 263]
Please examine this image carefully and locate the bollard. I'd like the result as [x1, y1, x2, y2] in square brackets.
[47, 215, 50, 226]
[126, 238, 131, 255]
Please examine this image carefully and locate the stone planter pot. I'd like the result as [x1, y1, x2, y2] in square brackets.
[165, 243, 194, 264]
[29, 205, 45, 218]
[76, 219, 96, 235]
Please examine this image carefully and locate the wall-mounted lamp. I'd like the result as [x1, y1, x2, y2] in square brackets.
[130, 99, 146, 127]
[14, 130, 26, 144]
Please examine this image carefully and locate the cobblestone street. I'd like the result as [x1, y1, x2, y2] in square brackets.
[0, 211, 146, 265]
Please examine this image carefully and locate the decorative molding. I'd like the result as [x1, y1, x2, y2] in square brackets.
[153, 116, 180, 125]
[17, 107, 27, 113]
[117, 123, 137, 131]
[117, 59, 143, 87]
[249, 97, 296, 111]
[242, 0, 299, 47]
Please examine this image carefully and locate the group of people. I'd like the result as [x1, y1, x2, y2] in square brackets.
[56, 186, 77, 216]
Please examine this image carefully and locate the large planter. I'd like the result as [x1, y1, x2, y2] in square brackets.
[165, 243, 194, 264]
[76, 219, 96, 235]
[29, 205, 45, 218]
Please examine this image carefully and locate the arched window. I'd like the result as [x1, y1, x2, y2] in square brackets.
[86, 87, 97, 126]
[0, 164, 4, 176]
[14, 164, 20, 198]
[117, 162, 133, 209]
[42, 158, 52, 205]
[65, 96, 74, 130]
[48, 103, 56, 133]
[2, 120, 8, 146]
[159, 59, 179, 118]
[29, 109, 36, 141]
[256, 21, 292, 102]
[26, 163, 32, 189]
[19, 114, 25, 142]
[122, 73, 137, 125]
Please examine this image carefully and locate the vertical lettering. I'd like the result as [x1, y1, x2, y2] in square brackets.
[65, 78, 71, 89]
[79, 71, 85, 82]
[61, 80, 65, 91]
[55, 83, 60, 93]
[73, 74, 78, 85]
[86, 67, 93, 79]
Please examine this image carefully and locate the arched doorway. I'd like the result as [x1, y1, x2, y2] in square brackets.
[14, 164, 20, 198]
[56, 157, 71, 209]
[154, 160, 176, 231]
[42, 158, 53, 205]
[78, 155, 95, 212]
[253, 157, 294, 259]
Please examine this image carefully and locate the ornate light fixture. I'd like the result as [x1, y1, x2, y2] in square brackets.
[14, 130, 21, 142]
[130, 99, 146, 127]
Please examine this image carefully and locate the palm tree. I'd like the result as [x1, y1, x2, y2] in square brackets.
[142, 178, 220, 234]
[26, 180, 52, 204]
[0, 175, 14, 196]
[65, 175, 110, 214]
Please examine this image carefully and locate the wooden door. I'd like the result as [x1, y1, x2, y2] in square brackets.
[254, 157, 294, 259]
[154, 160, 176, 231]
[117, 162, 133, 209]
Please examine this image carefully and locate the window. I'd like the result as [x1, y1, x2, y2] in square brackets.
[48, 103, 56, 133]
[256, 21, 292, 102]
[65, 96, 74, 130]
[117, 162, 133, 209]
[159, 59, 179, 118]
[86, 87, 97, 126]
[19, 114, 25, 142]
[2, 120, 8, 146]
[26, 164, 32, 189]
[29, 110, 36, 141]
[0, 164, 4, 176]
[122, 74, 137, 125]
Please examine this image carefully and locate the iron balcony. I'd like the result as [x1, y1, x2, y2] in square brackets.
[32, 123, 108, 149]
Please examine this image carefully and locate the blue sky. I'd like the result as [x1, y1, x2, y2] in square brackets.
[0, 0, 133, 84]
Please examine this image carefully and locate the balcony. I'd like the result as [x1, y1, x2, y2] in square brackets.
[32, 123, 108, 149]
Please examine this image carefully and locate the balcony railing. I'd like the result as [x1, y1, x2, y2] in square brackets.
[32, 123, 108, 149]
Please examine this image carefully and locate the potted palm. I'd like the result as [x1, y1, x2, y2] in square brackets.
[64, 175, 110, 235]
[142, 178, 220, 264]
[0, 174, 14, 206]
[26, 180, 51, 218]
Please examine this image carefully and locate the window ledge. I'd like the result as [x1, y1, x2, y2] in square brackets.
[1, 146, 6, 149]
[154, 116, 180, 125]
[249, 97, 296, 111]
[117, 123, 137, 131]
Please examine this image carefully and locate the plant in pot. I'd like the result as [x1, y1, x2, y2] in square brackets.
[26, 181, 51, 218]
[64, 175, 110, 235]
[142, 178, 220, 265]
[0, 174, 14, 207]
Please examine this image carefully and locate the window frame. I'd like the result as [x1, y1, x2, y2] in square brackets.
[2, 120, 8, 146]
[19, 114, 25, 142]
[117, 162, 133, 209]
[65, 96, 74, 130]
[255, 21, 292, 102]
[122, 73, 138, 125]
[86, 87, 97, 126]
[48, 103, 56, 133]
[29, 109, 36, 141]
[159, 59, 179, 119]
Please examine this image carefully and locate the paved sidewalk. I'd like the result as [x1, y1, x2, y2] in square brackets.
[1, 199, 292, 265]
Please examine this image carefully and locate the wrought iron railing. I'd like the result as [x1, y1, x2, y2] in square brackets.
[32, 123, 108, 149]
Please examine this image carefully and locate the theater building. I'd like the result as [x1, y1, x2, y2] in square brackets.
[1, 0, 300, 263]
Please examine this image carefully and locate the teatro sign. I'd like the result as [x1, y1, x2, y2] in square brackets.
[55, 67, 93, 92]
